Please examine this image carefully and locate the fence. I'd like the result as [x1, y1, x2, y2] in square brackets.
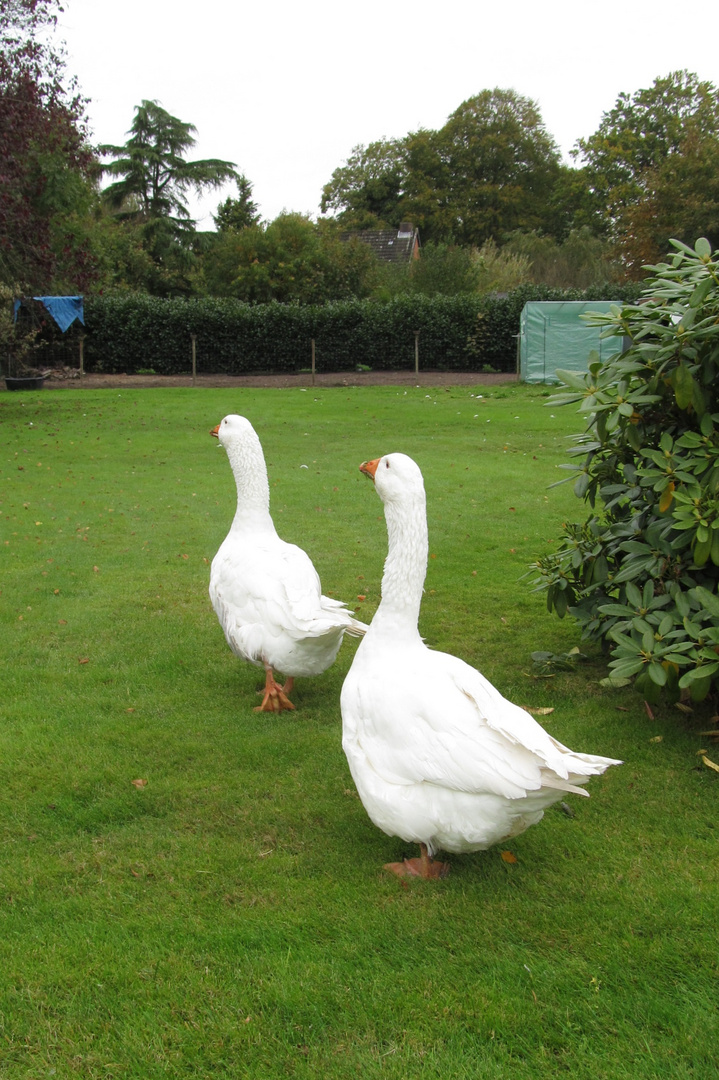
[70, 285, 643, 380]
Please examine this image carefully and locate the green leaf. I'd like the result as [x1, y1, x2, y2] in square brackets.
[574, 472, 590, 498]
[695, 237, 712, 259]
[554, 369, 589, 391]
[693, 585, 719, 618]
[553, 589, 568, 619]
[694, 535, 712, 567]
[674, 362, 695, 410]
[648, 662, 667, 686]
[690, 277, 714, 308]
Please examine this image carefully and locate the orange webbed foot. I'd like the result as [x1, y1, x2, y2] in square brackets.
[383, 844, 450, 880]
[254, 668, 296, 713]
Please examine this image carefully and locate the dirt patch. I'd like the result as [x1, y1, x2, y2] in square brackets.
[35, 369, 518, 391]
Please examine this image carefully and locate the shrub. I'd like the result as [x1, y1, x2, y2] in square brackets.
[83, 284, 643, 377]
[528, 238, 719, 703]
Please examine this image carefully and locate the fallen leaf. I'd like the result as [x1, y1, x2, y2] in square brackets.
[644, 701, 655, 720]
[93, 565, 99, 572]
[131, 778, 147, 789]
[649, 735, 663, 743]
[525, 706, 554, 716]
[675, 702, 693, 714]
[126, 708, 136, 713]
[701, 755, 719, 774]
[58, 619, 67, 625]
[500, 850, 517, 864]
[78, 657, 89, 664]
[357, 594, 366, 601]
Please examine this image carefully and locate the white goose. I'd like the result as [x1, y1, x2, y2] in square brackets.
[209, 414, 367, 711]
[341, 453, 621, 878]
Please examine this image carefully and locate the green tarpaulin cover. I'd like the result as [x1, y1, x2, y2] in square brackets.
[518, 301, 622, 384]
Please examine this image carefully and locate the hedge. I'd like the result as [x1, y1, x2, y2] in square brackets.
[82, 285, 643, 376]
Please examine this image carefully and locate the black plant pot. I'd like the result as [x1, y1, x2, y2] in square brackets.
[5, 376, 45, 391]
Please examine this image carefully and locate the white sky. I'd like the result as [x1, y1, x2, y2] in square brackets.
[61, 0, 719, 230]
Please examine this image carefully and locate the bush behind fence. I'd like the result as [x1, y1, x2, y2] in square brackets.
[81, 285, 642, 377]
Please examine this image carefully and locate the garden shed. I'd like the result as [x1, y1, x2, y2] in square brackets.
[518, 300, 621, 384]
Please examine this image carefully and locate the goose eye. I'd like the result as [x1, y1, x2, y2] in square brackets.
[385, 460, 390, 469]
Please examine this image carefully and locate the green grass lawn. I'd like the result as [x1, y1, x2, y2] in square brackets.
[1, 382, 717, 1079]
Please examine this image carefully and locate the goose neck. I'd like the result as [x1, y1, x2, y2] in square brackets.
[376, 494, 427, 629]
[225, 438, 274, 532]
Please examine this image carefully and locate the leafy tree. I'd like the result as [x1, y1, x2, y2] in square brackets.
[100, 101, 238, 293]
[101, 100, 238, 229]
[430, 89, 562, 246]
[201, 213, 379, 303]
[504, 228, 619, 289]
[407, 241, 480, 297]
[321, 138, 406, 229]
[213, 175, 260, 232]
[321, 89, 564, 247]
[470, 239, 532, 294]
[528, 238, 719, 704]
[0, 0, 98, 291]
[576, 72, 719, 269]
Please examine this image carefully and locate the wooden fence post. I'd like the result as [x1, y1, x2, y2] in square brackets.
[191, 333, 197, 386]
[78, 333, 85, 377]
[311, 338, 316, 386]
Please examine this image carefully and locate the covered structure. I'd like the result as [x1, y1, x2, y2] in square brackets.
[518, 300, 621, 384]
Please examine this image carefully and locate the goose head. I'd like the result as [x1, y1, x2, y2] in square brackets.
[210, 413, 257, 448]
[360, 453, 425, 506]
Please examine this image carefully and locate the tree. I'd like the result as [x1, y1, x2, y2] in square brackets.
[99, 101, 239, 293]
[529, 238, 719, 704]
[321, 90, 564, 247]
[575, 71, 719, 270]
[407, 241, 480, 297]
[504, 228, 619, 289]
[320, 138, 406, 229]
[201, 213, 379, 303]
[213, 175, 260, 232]
[0, 0, 98, 291]
[430, 89, 562, 246]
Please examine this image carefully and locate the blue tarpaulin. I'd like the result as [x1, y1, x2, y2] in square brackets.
[13, 296, 84, 333]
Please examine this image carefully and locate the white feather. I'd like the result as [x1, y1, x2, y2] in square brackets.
[209, 414, 367, 683]
[341, 453, 621, 857]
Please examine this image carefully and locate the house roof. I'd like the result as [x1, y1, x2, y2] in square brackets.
[343, 223, 420, 263]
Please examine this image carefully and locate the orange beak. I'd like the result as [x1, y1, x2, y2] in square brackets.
[210, 424, 220, 438]
[360, 458, 380, 480]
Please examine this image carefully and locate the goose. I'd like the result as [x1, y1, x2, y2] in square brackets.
[341, 453, 621, 878]
[209, 414, 367, 711]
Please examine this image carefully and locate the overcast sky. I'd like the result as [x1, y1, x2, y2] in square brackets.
[61, 0, 719, 229]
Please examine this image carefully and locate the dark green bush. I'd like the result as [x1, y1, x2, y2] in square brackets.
[528, 239, 719, 703]
[83, 285, 642, 376]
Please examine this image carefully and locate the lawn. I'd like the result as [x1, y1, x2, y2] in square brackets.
[1, 382, 717, 1079]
